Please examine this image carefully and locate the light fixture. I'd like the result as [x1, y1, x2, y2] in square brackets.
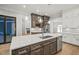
[38, 18, 43, 23]
[38, 16, 40, 19]
[45, 13, 48, 15]
[48, 21, 50, 24]
[23, 5, 26, 8]
[36, 10, 39, 12]
[25, 16, 28, 21]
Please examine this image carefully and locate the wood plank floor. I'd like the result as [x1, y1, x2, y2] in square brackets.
[56, 42, 79, 55]
[0, 43, 10, 55]
[0, 42, 79, 55]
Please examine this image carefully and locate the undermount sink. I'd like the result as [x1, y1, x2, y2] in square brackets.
[40, 36, 53, 39]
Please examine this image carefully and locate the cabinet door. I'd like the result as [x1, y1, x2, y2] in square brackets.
[43, 44, 50, 55]
[31, 48, 43, 55]
[49, 41, 57, 54]
[12, 46, 30, 55]
[31, 42, 42, 51]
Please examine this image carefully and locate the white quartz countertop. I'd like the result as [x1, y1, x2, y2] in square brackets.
[10, 33, 61, 50]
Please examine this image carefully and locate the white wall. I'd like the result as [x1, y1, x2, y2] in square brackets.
[49, 17, 54, 33]
[63, 8, 79, 28]
[25, 15, 31, 28]
[62, 8, 79, 34]
[22, 14, 31, 34]
[62, 8, 79, 46]
[50, 8, 79, 33]
[50, 8, 79, 46]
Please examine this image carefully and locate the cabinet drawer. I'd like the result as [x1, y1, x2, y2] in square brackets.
[12, 46, 30, 55]
[42, 38, 56, 46]
[31, 42, 42, 51]
[49, 38, 57, 43]
[31, 48, 43, 55]
[42, 40, 51, 46]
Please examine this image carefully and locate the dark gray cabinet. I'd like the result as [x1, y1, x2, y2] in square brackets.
[49, 41, 57, 54]
[43, 38, 57, 55]
[12, 46, 30, 55]
[43, 44, 50, 55]
[31, 48, 43, 55]
[30, 42, 42, 51]
[30, 42, 43, 55]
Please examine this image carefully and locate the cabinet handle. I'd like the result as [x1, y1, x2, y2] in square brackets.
[18, 50, 27, 54]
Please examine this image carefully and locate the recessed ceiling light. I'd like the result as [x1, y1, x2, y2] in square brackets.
[38, 18, 43, 23]
[36, 10, 39, 12]
[45, 13, 48, 15]
[25, 16, 28, 21]
[23, 5, 26, 8]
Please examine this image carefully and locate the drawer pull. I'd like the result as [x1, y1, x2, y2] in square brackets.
[18, 50, 27, 54]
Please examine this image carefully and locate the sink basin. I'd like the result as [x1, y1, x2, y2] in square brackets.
[40, 36, 53, 39]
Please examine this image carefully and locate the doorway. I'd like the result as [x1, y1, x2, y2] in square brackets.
[0, 15, 16, 44]
[53, 22, 62, 33]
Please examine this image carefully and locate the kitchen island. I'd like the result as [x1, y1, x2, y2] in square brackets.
[10, 33, 62, 55]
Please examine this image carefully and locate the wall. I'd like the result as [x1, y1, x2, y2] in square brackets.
[50, 8, 79, 46]
[62, 8, 79, 34]
[62, 8, 79, 46]
[50, 8, 79, 33]
[22, 14, 31, 34]
[63, 8, 79, 28]
[49, 17, 54, 33]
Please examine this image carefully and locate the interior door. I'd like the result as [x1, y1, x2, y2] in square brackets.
[6, 17, 16, 43]
[0, 16, 5, 43]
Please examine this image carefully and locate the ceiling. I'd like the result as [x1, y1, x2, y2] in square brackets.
[0, 4, 79, 17]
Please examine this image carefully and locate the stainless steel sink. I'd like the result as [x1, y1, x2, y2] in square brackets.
[40, 36, 53, 39]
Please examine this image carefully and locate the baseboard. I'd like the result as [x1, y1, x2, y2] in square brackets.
[62, 41, 79, 47]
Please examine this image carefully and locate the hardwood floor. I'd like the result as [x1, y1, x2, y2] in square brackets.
[0, 43, 10, 55]
[57, 42, 79, 55]
[0, 42, 79, 55]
